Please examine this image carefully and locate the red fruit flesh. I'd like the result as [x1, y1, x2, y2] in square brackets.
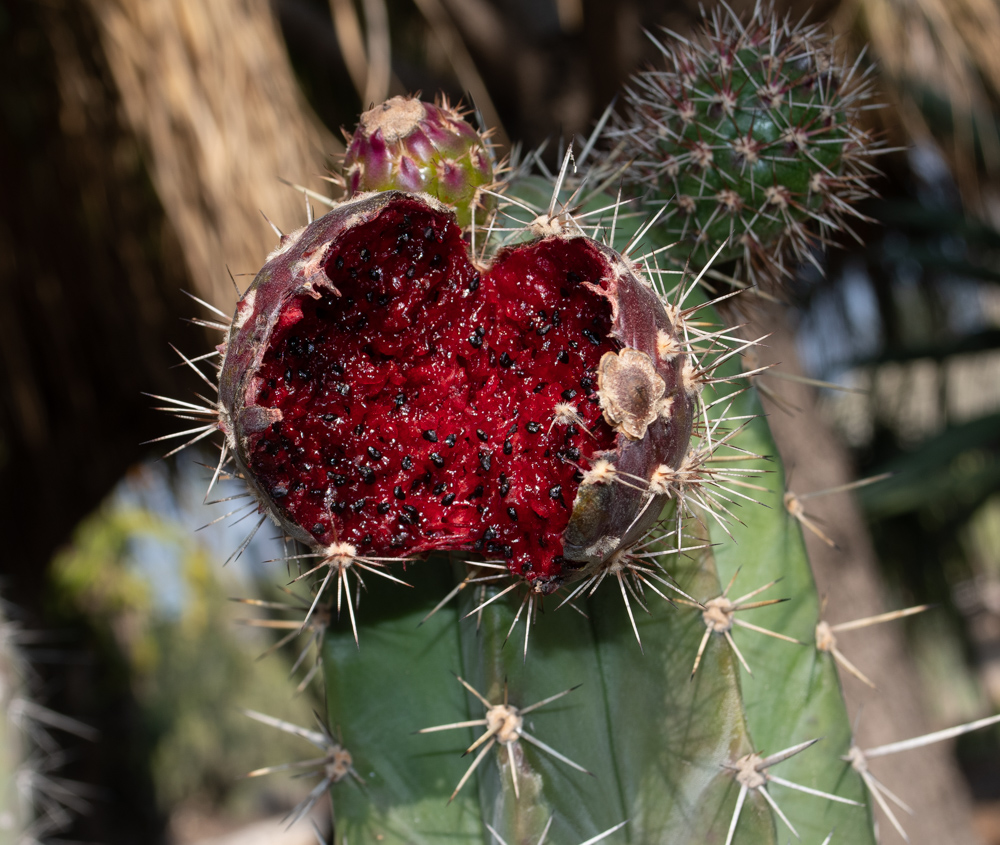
[244, 198, 619, 581]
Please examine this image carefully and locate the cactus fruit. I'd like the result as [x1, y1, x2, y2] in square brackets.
[343, 96, 496, 227]
[607, 2, 878, 283]
[216, 189, 695, 610]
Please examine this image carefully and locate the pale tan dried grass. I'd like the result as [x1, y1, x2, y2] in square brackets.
[835, 0, 1000, 216]
[85, 0, 342, 312]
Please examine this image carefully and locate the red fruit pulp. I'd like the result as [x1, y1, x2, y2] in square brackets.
[245, 198, 619, 581]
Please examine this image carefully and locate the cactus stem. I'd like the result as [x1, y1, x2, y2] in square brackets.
[418, 676, 590, 803]
[724, 738, 862, 845]
[241, 709, 362, 828]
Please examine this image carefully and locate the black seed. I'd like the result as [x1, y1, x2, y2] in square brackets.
[538, 536, 547, 548]
[351, 498, 366, 512]
[430, 453, 444, 468]
[567, 271, 581, 284]
[377, 502, 391, 514]
[406, 266, 416, 278]
[285, 367, 293, 382]
[267, 377, 277, 388]
[395, 392, 406, 408]
[486, 541, 499, 554]
[394, 485, 406, 500]
[402, 455, 413, 471]
[331, 474, 348, 487]
[474, 538, 484, 551]
[430, 253, 443, 267]
[567, 424, 579, 437]
[483, 527, 497, 541]
[581, 376, 594, 391]
[499, 352, 513, 368]
[569, 340, 578, 349]
[508, 423, 518, 434]
[502, 545, 513, 559]
[469, 273, 480, 292]
[321, 413, 337, 422]
[424, 226, 434, 239]
[499, 475, 510, 497]
[433, 482, 447, 494]
[423, 429, 438, 443]
[507, 507, 519, 521]
[573, 469, 585, 482]
[378, 293, 392, 306]
[445, 433, 457, 447]
[312, 523, 325, 535]
[549, 484, 562, 499]
[476, 429, 488, 442]
[469, 334, 483, 348]
[367, 446, 383, 461]
[537, 324, 552, 337]
[503, 439, 512, 455]
[271, 485, 288, 498]
[344, 296, 354, 309]
[533, 382, 546, 394]
[356, 316, 368, 330]
[335, 256, 344, 269]
[360, 247, 370, 261]
[566, 446, 581, 460]
[362, 534, 372, 545]
[369, 267, 382, 281]
[475, 325, 485, 336]
[442, 493, 456, 506]
[526, 422, 541, 434]
[469, 484, 484, 500]
[399, 505, 419, 525]
[557, 350, 570, 364]
[479, 451, 491, 471]
[331, 501, 346, 513]
[582, 328, 601, 345]
[309, 488, 323, 497]
[561, 389, 577, 401]
[360, 466, 376, 484]
[477, 505, 485, 514]
[349, 267, 357, 278]
[354, 424, 365, 436]
[335, 383, 350, 396]
[551, 310, 561, 326]
[331, 361, 344, 375]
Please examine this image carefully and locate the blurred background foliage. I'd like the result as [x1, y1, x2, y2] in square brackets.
[3, 0, 1000, 842]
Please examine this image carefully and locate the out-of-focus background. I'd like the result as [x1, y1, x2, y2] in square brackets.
[2, 0, 1000, 842]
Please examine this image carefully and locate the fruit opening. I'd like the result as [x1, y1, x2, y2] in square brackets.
[245, 198, 620, 581]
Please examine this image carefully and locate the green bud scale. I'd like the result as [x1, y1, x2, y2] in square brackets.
[609, 2, 879, 283]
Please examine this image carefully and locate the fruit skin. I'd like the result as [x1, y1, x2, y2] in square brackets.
[608, 3, 877, 283]
[216, 189, 694, 589]
[344, 96, 496, 228]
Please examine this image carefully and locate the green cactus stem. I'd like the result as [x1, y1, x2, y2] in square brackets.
[606, 2, 879, 284]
